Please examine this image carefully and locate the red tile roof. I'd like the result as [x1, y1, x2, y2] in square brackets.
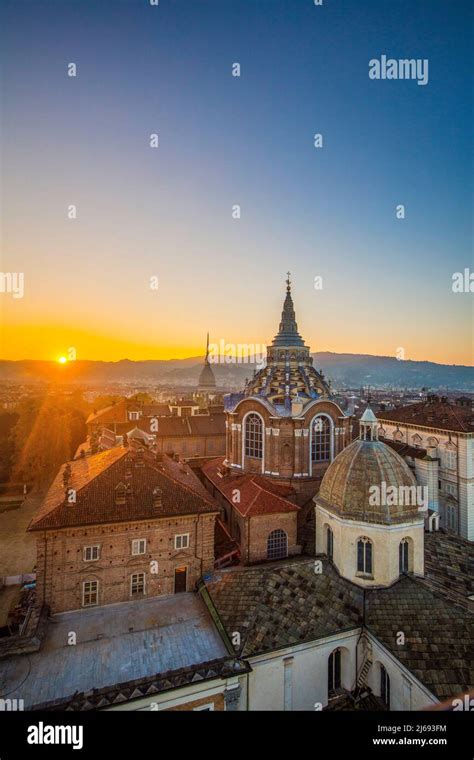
[379, 401, 474, 433]
[202, 458, 299, 518]
[30, 448, 218, 531]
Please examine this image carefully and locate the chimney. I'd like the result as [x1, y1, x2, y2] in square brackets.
[152, 486, 163, 509]
[115, 482, 127, 506]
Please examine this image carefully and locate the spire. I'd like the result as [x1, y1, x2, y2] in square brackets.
[271, 273, 305, 347]
[205, 332, 209, 363]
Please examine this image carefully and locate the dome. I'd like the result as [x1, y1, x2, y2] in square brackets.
[318, 438, 420, 524]
[198, 362, 216, 391]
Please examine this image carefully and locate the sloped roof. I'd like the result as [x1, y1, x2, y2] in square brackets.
[202, 458, 299, 517]
[203, 558, 364, 657]
[86, 400, 127, 425]
[378, 401, 474, 433]
[29, 448, 218, 531]
[203, 554, 474, 701]
[366, 575, 474, 701]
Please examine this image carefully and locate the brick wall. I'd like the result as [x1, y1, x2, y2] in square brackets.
[35, 513, 217, 613]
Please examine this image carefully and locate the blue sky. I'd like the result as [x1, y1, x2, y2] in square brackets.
[1, 0, 472, 363]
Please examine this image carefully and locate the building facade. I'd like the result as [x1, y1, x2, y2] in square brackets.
[30, 447, 218, 613]
[378, 396, 474, 541]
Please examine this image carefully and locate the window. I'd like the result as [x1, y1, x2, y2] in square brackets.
[83, 545, 100, 562]
[267, 529, 288, 560]
[82, 580, 98, 607]
[446, 503, 457, 532]
[132, 538, 146, 555]
[357, 537, 373, 575]
[444, 450, 456, 470]
[131, 572, 146, 596]
[445, 483, 457, 498]
[174, 533, 190, 550]
[244, 414, 263, 459]
[193, 703, 215, 711]
[311, 416, 332, 463]
[128, 411, 140, 421]
[326, 526, 334, 559]
[380, 664, 390, 708]
[399, 538, 409, 574]
[328, 648, 341, 692]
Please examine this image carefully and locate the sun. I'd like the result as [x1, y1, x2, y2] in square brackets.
[58, 356, 68, 364]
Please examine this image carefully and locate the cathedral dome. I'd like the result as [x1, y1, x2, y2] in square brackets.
[318, 437, 420, 525]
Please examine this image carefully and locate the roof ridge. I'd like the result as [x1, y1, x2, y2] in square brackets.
[30, 447, 128, 528]
[146, 458, 218, 509]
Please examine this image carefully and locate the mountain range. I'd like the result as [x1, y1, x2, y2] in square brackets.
[1, 353, 472, 391]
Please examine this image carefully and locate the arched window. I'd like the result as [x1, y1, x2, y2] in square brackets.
[399, 538, 409, 574]
[326, 526, 334, 559]
[267, 529, 288, 560]
[311, 416, 332, 463]
[446, 503, 457, 532]
[380, 664, 390, 708]
[244, 413, 263, 459]
[393, 430, 403, 442]
[328, 648, 341, 692]
[357, 537, 373, 575]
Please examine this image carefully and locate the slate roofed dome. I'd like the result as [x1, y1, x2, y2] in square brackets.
[317, 438, 421, 525]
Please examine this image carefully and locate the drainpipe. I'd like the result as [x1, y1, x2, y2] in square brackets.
[43, 534, 48, 606]
[456, 433, 461, 536]
[195, 516, 202, 578]
[246, 517, 250, 564]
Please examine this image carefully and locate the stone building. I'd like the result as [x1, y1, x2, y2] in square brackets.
[315, 407, 425, 587]
[377, 396, 474, 540]
[29, 446, 219, 613]
[86, 405, 226, 461]
[223, 277, 352, 505]
[200, 277, 352, 562]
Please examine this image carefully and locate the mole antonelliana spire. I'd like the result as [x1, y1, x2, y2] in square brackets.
[197, 331, 216, 394]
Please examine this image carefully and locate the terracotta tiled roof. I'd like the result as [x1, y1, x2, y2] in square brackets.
[378, 401, 474, 433]
[29, 448, 218, 531]
[86, 399, 127, 425]
[202, 458, 299, 517]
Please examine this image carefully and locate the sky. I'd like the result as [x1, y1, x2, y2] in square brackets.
[1, 0, 472, 365]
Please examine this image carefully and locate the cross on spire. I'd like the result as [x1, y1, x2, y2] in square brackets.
[286, 271, 291, 291]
